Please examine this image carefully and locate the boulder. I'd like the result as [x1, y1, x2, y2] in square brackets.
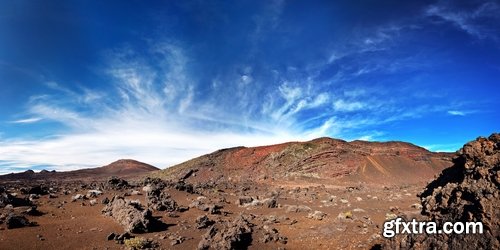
[107, 177, 129, 189]
[237, 196, 253, 206]
[146, 187, 178, 212]
[26, 186, 49, 195]
[174, 180, 195, 194]
[87, 190, 103, 198]
[0, 192, 32, 208]
[102, 196, 157, 233]
[260, 225, 287, 244]
[307, 210, 327, 220]
[195, 215, 215, 229]
[5, 213, 35, 229]
[190, 199, 223, 214]
[197, 214, 253, 250]
[284, 205, 312, 213]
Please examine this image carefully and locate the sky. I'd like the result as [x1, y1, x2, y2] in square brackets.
[0, 0, 499, 174]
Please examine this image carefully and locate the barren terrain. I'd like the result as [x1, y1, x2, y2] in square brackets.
[2, 137, 484, 250]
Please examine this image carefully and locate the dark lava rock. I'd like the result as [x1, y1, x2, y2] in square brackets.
[174, 180, 195, 194]
[107, 177, 129, 189]
[197, 214, 253, 250]
[179, 168, 198, 180]
[207, 204, 223, 215]
[263, 197, 278, 208]
[190, 199, 222, 214]
[146, 187, 178, 212]
[381, 133, 500, 250]
[237, 196, 253, 206]
[102, 196, 158, 233]
[107, 232, 116, 241]
[23, 206, 43, 216]
[5, 214, 36, 229]
[170, 235, 186, 246]
[143, 177, 166, 190]
[102, 197, 110, 205]
[261, 226, 287, 244]
[0, 192, 32, 208]
[114, 232, 134, 244]
[195, 215, 215, 229]
[21, 185, 49, 195]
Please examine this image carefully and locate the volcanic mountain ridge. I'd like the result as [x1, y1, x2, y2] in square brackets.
[0, 159, 159, 181]
[158, 137, 453, 186]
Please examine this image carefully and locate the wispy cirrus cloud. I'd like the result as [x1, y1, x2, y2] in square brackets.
[447, 110, 478, 116]
[0, 16, 479, 174]
[426, 0, 500, 41]
[447, 110, 466, 116]
[9, 117, 43, 124]
[0, 43, 329, 174]
[333, 99, 366, 112]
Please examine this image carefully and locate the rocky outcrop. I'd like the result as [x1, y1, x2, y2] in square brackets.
[102, 196, 157, 233]
[146, 186, 178, 212]
[260, 225, 288, 244]
[382, 133, 500, 250]
[197, 215, 253, 250]
[106, 177, 129, 189]
[2, 213, 36, 229]
[0, 191, 32, 208]
[195, 215, 215, 229]
[189, 197, 223, 215]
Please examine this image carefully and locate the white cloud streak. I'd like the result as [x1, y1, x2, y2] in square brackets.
[333, 99, 366, 112]
[447, 110, 466, 116]
[426, 0, 500, 40]
[9, 117, 43, 124]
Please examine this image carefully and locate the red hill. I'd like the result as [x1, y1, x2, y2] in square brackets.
[158, 137, 453, 187]
[0, 159, 159, 181]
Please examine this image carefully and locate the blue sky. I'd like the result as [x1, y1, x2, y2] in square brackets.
[0, 0, 499, 173]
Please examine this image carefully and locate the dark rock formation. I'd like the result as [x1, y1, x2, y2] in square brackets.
[195, 215, 215, 229]
[197, 214, 253, 250]
[146, 186, 178, 212]
[26, 185, 49, 195]
[382, 133, 500, 250]
[237, 196, 253, 206]
[260, 226, 287, 244]
[143, 177, 166, 190]
[102, 196, 156, 233]
[5, 213, 36, 229]
[23, 206, 43, 216]
[0, 192, 32, 208]
[107, 177, 129, 189]
[173, 180, 195, 194]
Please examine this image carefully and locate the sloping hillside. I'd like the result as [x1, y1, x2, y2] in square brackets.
[157, 137, 453, 186]
[0, 159, 159, 181]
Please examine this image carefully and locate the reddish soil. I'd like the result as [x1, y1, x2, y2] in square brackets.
[0, 137, 460, 249]
[0, 179, 427, 249]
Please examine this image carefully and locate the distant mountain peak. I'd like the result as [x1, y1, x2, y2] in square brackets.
[0, 159, 159, 181]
